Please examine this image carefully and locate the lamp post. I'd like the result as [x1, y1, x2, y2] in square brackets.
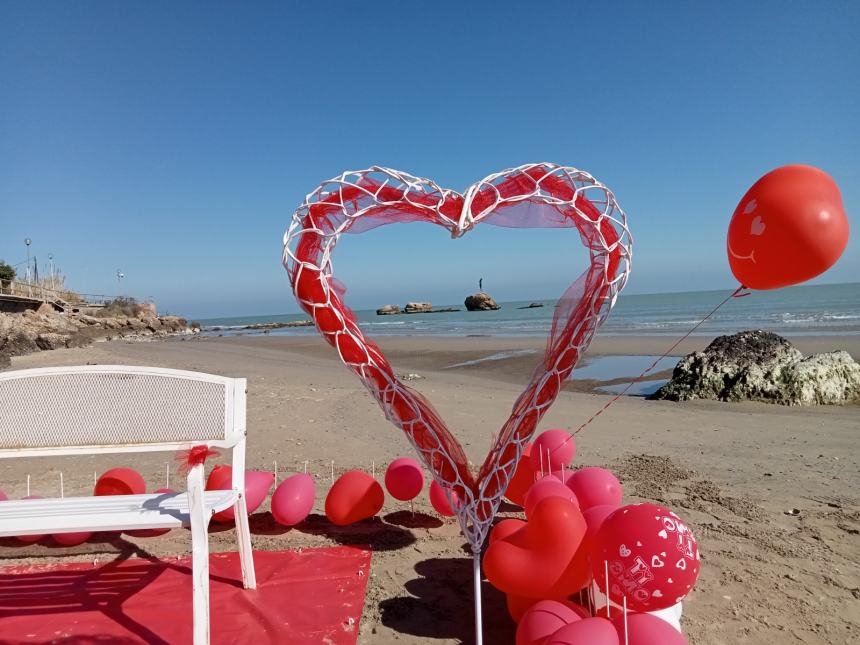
[116, 269, 124, 294]
[48, 254, 55, 289]
[24, 238, 32, 296]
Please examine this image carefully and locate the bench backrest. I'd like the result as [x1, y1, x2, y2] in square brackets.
[0, 366, 246, 459]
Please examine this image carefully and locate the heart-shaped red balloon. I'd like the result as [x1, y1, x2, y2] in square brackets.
[727, 165, 849, 289]
[285, 164, 631, 545]
[483, 496, 587, 599]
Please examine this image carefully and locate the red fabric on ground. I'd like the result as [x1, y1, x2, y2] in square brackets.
[0, 547, 372, 644]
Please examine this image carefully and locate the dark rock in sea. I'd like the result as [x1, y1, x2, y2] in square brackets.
[650, 330, 860, 405]
[464, 292, 501, 311]
[517, 303, 545, 310]
[242, 320, 313, 330]
[404, 302, 433, 314]
[377, 304, 401, 315]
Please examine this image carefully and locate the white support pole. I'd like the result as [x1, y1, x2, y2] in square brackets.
[472, 552, 483, 645]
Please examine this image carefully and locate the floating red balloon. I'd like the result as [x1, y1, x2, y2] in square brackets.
[545, 617, 620, 645]
[566, 467, 622, 511]
[516, 599, 582, 645]
[591, 504, 700, 612]
[506, 444, 536, 507]
[271, 473, 315, 526]
[484, 496, 586, 599]
[611, 612, 688, 645]
[529, 430, 575, 475]
[428, 480, 458, 516]
[727, 165, 849, 290]
[94, 468, 146, 496]
[384, 457, 425, 501]
[207, 466, 275, 522]
[524, 476, 578, 518]
[325, 470, 384, 525]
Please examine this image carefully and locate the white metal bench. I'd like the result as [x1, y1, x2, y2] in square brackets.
[0, 365, 257, 644]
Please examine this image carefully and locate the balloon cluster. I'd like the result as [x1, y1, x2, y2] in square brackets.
[484, 430, 701, 644]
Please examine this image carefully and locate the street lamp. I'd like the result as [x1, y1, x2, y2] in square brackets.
[48, 254, 55, 289]
[24, 238, 32, 296]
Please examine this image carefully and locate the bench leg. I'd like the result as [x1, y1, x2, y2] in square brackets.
[234, 494, 257, 589]
[188, 464, 211, 645]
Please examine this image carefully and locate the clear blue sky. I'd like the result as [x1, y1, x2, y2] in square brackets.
[1, 1, 857, 319]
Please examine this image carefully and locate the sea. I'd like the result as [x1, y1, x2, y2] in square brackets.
[200, 282, 860, 339]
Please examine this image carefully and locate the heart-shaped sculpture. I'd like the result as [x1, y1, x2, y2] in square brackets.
[284, 163, 631, 549]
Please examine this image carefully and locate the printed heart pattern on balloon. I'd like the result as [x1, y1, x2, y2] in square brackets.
[284, 164, 632, 548]
[592, 503, 700, 612]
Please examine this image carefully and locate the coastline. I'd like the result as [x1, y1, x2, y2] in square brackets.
[2, 333, 858, 644]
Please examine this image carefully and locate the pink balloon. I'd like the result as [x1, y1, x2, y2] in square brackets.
[583, 504, 617, 541]
[428, 480, 458, 516]
[94, 468, 146, 496]
[516, 599, 582, 645]
[127, 488, 176, 537]
[566, 467, 623, 510]
[529, 429, 575, 474]
[384, 457, 425, 501]
[208, 466, 275, 522]
[545, 617, 620, 645]
[53, 531, 92, 546]
[524, 476, 578, 518]
[16, 495, 45, 544]
[271, 473, 315, 526]
[611, 613, 688, 645]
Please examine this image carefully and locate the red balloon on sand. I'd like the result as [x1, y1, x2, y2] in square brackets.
[591, 503, 700, 612]
[428, 480, 458, 516]
[127, 488, 176, 537]
[505, 443, 536, 507]
[271, 473, 315, 526]
[384, 457, 424, 501]
[529, 430, 575, 475]
[566, 467, 622, 510]
[16, 495, 46, 544]
[207, 466, 275, 522]
[545, 617, 620, 645]
[325, 470, 384, 525]
[728, 165, 849, 290]
[516, 599, 582, 645]
[94, 468, 146, 496]
[611, 612, 688, 645]
[524, 475, 578, 518]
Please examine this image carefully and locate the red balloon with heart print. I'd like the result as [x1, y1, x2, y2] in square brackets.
[590, 503, 700, 612]
[727, 165, 849, 290]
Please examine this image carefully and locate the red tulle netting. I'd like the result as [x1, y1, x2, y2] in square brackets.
[283, 163, 632, 550]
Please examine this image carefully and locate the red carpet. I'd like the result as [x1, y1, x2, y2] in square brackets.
[0, 547, 372, 644]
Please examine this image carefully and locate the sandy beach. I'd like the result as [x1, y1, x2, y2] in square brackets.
[1, 333, 858, 644]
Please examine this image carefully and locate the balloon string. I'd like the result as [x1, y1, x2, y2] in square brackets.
[572, 285, 748, 437]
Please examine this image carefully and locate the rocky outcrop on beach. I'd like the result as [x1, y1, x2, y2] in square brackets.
[377, 304, 401, 315]
[517, 302, 544, 309]
[404, 302, 433, 314]
[0, 309, 190, 368]
[465, 292, 501, 311]
[651, 330, 860, 405]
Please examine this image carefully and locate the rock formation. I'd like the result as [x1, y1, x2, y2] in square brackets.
[464, 292, 501, 311]
[376, 304, 401, 315]
[0, 309, 190, 368]
[404, 302, 433, 314]
[650, 330, 860, 405]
